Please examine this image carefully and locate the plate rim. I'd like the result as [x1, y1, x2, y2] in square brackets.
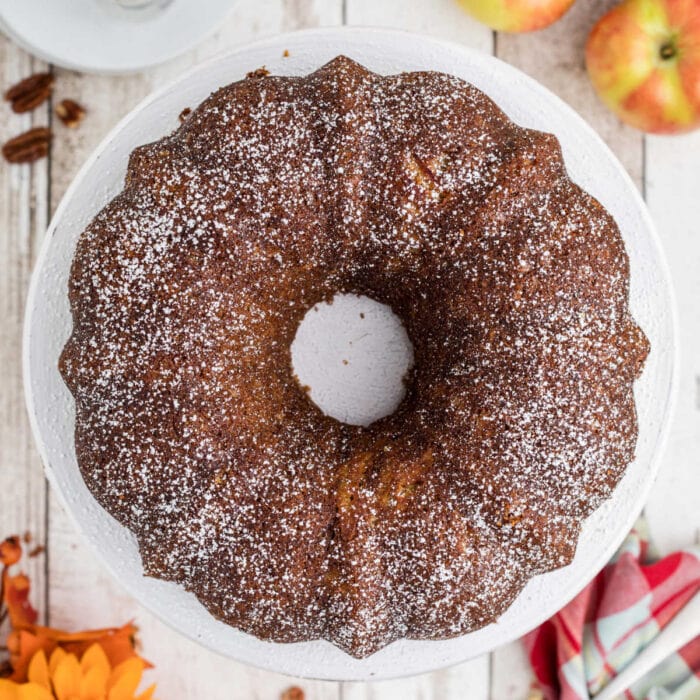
[0, 0, 237, 74]
[22, 26, 680, 680]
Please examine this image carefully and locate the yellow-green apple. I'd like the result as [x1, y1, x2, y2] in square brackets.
[586, 0, 700, 134]
[457, 0, 576, 32]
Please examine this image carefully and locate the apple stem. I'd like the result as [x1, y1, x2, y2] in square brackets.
[659, 41, 677, 60]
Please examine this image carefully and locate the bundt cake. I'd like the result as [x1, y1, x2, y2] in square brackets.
[60, 56, 649, 657]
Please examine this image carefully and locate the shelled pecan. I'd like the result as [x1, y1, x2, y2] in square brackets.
[55, 99, 86, 128]
[4, 73, 54, 113]
[2, 127, 51, 163]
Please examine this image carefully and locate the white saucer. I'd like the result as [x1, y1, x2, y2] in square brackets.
[24, 28, 678, 680]
[0, 0, 236, 74]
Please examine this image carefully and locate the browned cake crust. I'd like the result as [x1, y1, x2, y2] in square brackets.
[59, 57, 649, 657]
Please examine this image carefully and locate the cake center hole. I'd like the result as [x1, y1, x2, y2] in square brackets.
[291, 293, 414, 427]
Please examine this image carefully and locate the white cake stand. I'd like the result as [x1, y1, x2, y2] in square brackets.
[23, 28, 678, 680]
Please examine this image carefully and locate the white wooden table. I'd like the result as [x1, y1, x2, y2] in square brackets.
[1, 1, 698, 698]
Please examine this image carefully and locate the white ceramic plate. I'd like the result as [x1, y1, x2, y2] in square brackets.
[0, 0, 236, 74]
[24, 28, 678, 680]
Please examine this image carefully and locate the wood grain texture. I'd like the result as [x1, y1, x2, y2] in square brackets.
[0, 35, 49, 622]
[341, 662, 491, 700]
[644, 131, 700, 554]
[1, 0, 696, 698]
[346, 0, 492, 52]
[489, 638, 533, 700]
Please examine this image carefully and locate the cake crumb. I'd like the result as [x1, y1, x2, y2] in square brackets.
[246, 66, 270, 79]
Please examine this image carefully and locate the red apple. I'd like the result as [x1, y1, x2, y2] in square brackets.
[586, 0, 700, 134]
[457, 0, 576, 32]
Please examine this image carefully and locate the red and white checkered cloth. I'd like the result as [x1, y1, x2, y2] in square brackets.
[524, 520, 700, 699]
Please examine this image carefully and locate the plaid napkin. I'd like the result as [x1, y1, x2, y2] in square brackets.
[524, 519, 700, 700]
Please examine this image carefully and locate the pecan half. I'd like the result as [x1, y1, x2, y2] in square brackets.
[178, 107, 192, 123]
[4, 73, 54, 113]
[2, 127, 51, 164]
[55, 99, 86, 128]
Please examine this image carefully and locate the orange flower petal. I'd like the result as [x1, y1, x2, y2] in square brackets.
[0, 678, 21, 700]
[107, 658, 144, 699]
[25, 652, 49, 691]
[80, 644, 110, 679]
[0, 537, 22, 566]
[136, 684, 156, 700]
[18, 683, 54, 700]
[80, 666, 109, 700]
[108, 689, 131, 700]
[108, 657, 144, 687]
[0, 680, 53, 700]
[47, 648, 67, 678]
[50, 653, 81, 700]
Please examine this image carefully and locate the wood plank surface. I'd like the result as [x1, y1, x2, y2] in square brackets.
[346, 0, 493, 52]
[0, 36, 49, 621]
[644, 131, 700, 554]
[0, 0, 698, 698]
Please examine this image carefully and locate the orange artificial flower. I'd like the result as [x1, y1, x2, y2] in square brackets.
[6, 623, 147, 684]
[0, 644, 155, 700]
[0, 535, 156, 699]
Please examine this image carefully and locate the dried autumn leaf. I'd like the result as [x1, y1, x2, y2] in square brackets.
[5, 629, 44, 680]
[53, 623, 146, 669]
[0, 536, 22, 566]
[3, 572, 38, 628]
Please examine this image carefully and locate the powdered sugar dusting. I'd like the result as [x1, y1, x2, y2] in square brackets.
[59, 57, 649, 658]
